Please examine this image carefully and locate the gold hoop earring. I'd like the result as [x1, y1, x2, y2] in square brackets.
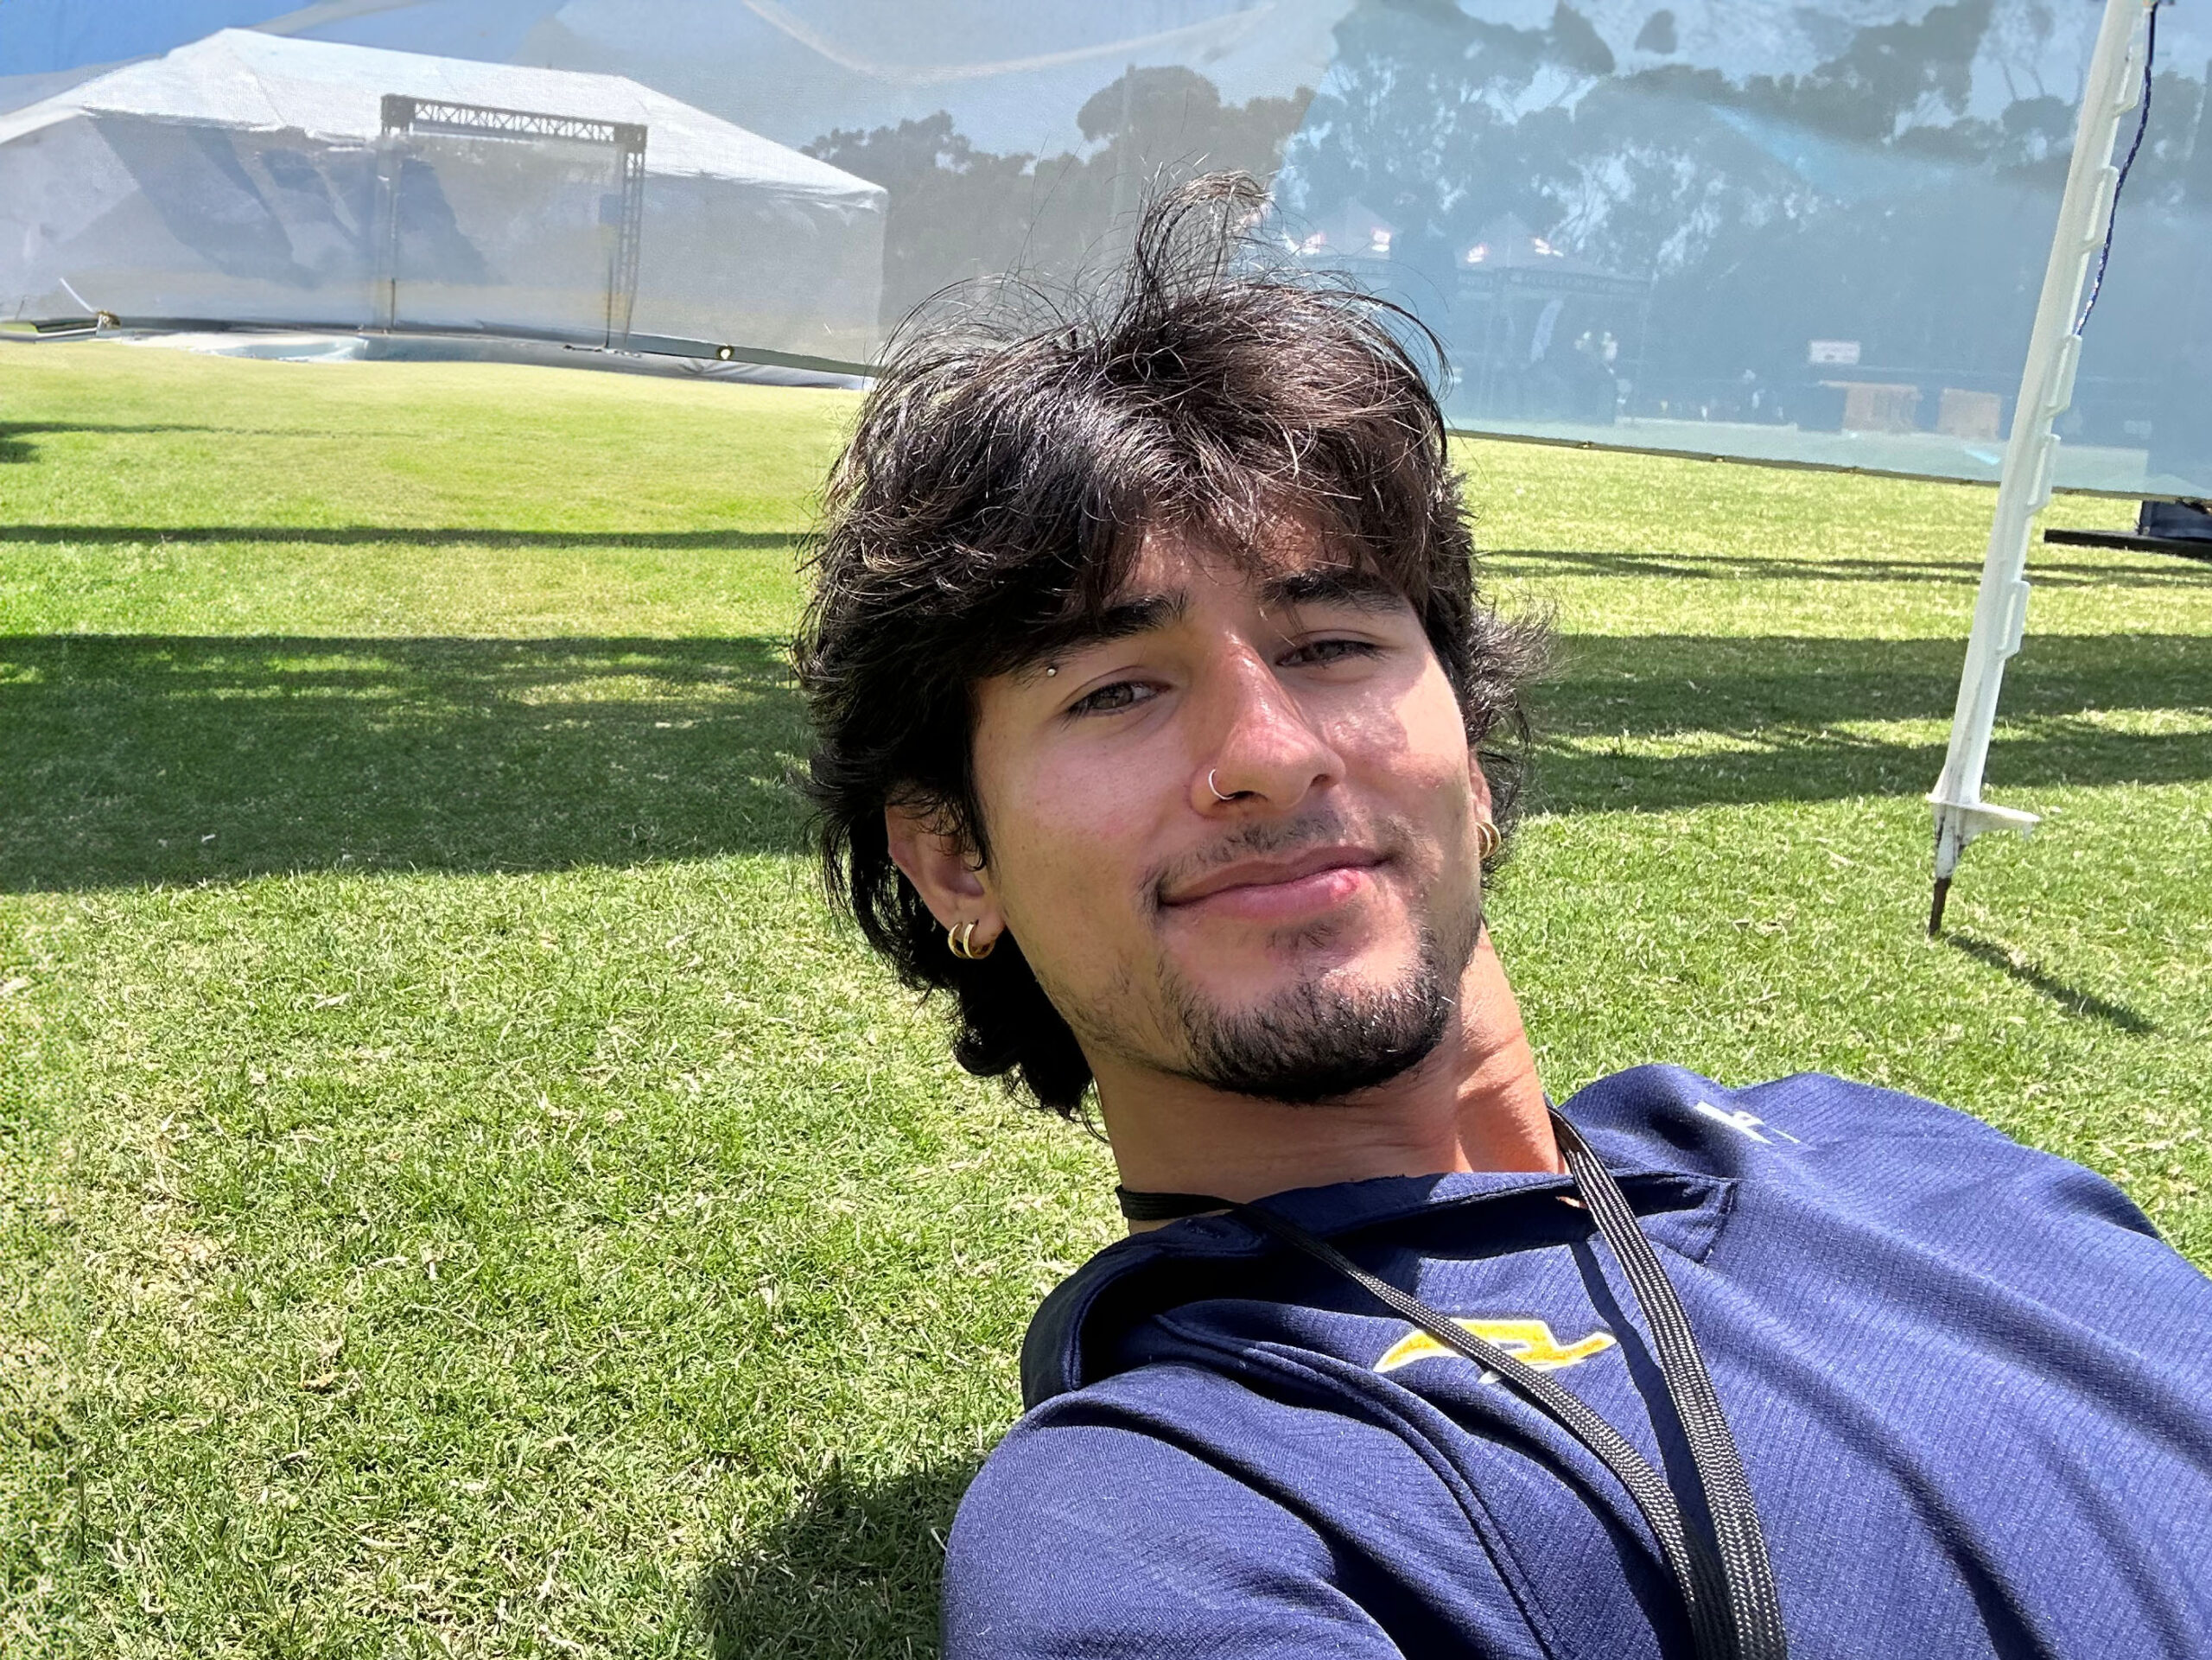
[1476, 820, 1502, 864]
[947, 919, 996, 961]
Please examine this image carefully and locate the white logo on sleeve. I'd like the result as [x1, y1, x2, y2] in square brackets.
[1693, 1101, 1801, 1145]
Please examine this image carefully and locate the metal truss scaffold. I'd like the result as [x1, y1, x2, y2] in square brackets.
[373, 94, 647, 349]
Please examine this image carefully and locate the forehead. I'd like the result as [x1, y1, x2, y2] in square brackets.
[1112, 513, 1365, 602]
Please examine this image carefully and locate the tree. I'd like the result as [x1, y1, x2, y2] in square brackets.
[807, 69, 1310, 328]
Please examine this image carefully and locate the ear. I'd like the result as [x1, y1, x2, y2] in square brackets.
[1468, 749, 1496, 825]
[885, 802, 1005, 945]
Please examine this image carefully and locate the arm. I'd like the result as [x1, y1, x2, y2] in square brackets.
[943, 1413, 1408, 1660]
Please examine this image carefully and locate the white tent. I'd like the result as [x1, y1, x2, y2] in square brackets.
[0, 29, 885, 364]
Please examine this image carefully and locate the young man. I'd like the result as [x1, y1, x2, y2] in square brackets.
[794, 181, 2212, 1659]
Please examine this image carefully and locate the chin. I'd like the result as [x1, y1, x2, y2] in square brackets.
[1195, 933, 1422, 1008]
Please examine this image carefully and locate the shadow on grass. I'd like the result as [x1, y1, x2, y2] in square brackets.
[1944, 933, 2158, 1034]
[3, 628, 2206, 891]
[1531, 632, 2212, 814]
[1492, 546, 2212, 589]
[694, 1461, 975, 1659]
[0, 634, 811, 891]
[0, 423, 239, 463]
[0, 524, 799, 549]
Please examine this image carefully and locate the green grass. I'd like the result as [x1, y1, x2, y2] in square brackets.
[3, 343, 2208, 1657]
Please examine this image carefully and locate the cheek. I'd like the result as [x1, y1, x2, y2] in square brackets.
[980, 747, 1160, 946]
[1338, 665, 1476, 816]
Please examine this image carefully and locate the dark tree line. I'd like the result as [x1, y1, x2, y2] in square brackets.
[805, 4, 2210, 464]
[1275, 0, 2209, 436]
[806, 67, 1311, 328]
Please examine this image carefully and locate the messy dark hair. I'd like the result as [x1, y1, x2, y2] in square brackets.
[793, 175, 1545, 1116]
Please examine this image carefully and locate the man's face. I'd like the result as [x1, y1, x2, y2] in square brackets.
[964, 521, 1491, 1103]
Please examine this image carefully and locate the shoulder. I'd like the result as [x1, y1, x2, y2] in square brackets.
[942, 1369, 1408, 1659]
[1562, 1062, 2030, 1161]
[1569, 1064, 2197, 1300]
[1568, 1065, 2147, 1212]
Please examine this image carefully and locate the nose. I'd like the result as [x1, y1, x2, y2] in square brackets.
[1190, 642, 1343, 814]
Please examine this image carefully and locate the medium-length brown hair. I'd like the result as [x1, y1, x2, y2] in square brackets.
[794, 175, 1544, 1116]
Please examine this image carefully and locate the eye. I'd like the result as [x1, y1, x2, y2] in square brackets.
[1282, 636, 1381, 668]
[1068, 679, 1156, 716]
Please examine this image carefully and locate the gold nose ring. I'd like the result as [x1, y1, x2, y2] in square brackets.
[1208, 769, 1237, 803]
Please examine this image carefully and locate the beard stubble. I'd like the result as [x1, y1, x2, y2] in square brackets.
[1058, 809, 1485, 1106]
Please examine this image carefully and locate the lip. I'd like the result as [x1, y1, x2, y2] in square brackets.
[1161, 845, 1388, 917]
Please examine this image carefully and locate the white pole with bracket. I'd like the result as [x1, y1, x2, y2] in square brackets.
[1926, 0, 2154, 935]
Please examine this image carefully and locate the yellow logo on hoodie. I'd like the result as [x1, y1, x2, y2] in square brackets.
[1376, 1318, 1616, 1375]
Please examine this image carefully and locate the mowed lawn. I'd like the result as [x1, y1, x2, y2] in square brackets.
[3, 343, 2207, 1658]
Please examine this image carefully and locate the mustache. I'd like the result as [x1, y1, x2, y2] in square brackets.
[1144, 811, 1402, 914]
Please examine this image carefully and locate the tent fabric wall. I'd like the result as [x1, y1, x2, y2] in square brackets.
[4, 4, 2208, 497]
[0, 29, 885, 361]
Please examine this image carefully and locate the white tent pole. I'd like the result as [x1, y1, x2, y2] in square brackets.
[1925, 0, 2154, 936]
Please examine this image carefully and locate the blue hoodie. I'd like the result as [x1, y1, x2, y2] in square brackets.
[944, 1065, 2212, 1657]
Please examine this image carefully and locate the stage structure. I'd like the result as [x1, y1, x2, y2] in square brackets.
[372, 93, 648, 349]
[0, 30, 884, 367]
[1446, 218, 1650, 429]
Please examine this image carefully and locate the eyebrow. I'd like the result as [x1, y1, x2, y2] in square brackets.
[1259, 565, 1409, 613]
[1019, 591, 1189, 672]
[1014, 566, 1408, 681]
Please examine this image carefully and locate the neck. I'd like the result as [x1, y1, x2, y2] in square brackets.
[1095, 933, 1559, 1228]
